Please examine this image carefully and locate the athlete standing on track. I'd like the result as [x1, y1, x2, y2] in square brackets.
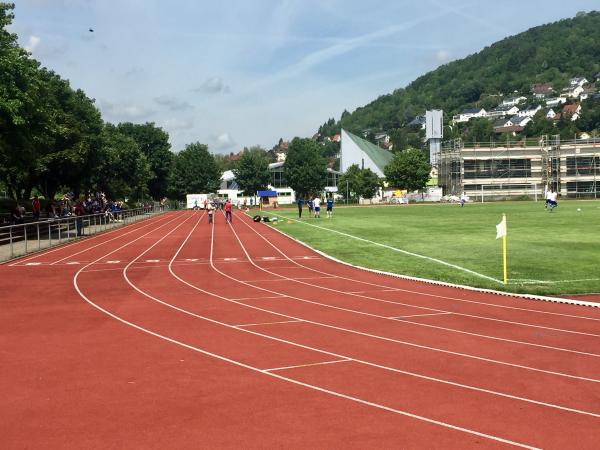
[224, 199, 233, 223]
[207, 200, 214, 224]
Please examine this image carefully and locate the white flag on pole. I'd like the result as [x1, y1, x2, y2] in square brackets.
[496, 216, 507, 239]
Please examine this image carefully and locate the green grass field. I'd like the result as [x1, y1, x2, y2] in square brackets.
[255, 200, 600, 296]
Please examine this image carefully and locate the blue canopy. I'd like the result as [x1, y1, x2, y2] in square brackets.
[257, 190, 278, 197]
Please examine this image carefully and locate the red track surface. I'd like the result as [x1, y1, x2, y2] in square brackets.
[2, 210, 599, 449]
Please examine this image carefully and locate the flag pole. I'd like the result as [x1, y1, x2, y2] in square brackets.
[502, 213, 507, 285]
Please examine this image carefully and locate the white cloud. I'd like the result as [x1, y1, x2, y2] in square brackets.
[435, 49, 452, 64]
[24, 35, 41, 53]
[193, 77, 230, 94]
[99, 100, 155, 121]
[162, 118, 194, 130]
[154, 95, 194, 111]
[210, 132, 237, 153]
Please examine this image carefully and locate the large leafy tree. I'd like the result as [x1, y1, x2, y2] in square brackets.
[283, 137, 327, 197]
[116, 122, 172, 200]
[384, 149, 431, 192]
[337, 164, 381, 200]
[169, 142, 220, 199]
[233, 147, 270, 196]
[94, 124, 152, 200]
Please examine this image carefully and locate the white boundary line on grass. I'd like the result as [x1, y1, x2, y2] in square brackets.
[265, 213, 503, 284]
[259, 213, 600, 309]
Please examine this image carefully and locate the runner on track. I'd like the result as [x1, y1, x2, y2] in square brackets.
[224, 199, 233, 223]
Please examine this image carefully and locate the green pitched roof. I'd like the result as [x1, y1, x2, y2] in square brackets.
[344, 130, 394, 173]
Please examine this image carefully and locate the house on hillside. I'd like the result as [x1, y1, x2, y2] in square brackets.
[452, 108, 486, 123]
[493, 125, 525, 135]
[594, 72, 600, 82]
[569, 77, 588, 87]
[374, 132, 390, 146]
[518, 104, 542, 118]
[486, 105, 519, 119]
[531, 83, 554, 99]
[274, 141, 289, 162]
[510, 115, 532, 127]
[501, 96, 527, 106]
[331, 134, 341, 143]
[544, 107, 557, 119]
[408, 115, 426, 129]
[579, 85, 598, 101]
[493, 118, 514, 130]
[561, 85, 584, 99]
[545, 97, 567, 107]
[562, 103, 581, 121]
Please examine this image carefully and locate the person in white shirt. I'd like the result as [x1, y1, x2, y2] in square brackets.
[313, 197, 321, 218]
[548, 190, 558, 211]
[207, 201, 214, 223]
[545, 189, 552, 209]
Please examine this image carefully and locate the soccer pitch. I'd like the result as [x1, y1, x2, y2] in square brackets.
[259, 200, 600, 296]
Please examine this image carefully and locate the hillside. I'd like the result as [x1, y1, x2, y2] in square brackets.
[318, 11, 600, 147]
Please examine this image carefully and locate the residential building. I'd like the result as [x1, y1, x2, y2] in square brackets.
[518, 104, 542, 117]
[530, 83, 554, 99]
[579, 85, 598, 101]
[545, 97, 567, 107]
[562, 103, 581, 121]
[501, 96, 527, 106]
[509, 115, 532, 127]
[408, 115, 427, 129]
[487, 105, 519, 119]
[561, 85, 584, 98]
[569, 77, 588, 87]
[544, 108, 556, 119]
[452, 108, 487, 123]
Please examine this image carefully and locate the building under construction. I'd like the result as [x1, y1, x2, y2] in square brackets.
[438, 136, 600, 201]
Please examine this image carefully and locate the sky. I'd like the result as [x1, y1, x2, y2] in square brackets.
[10, 0, 599, 154]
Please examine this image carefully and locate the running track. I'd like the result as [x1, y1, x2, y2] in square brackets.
[2, 210, 599, 449]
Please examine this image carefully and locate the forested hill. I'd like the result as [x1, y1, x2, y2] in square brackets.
[318, 11, 600, 140]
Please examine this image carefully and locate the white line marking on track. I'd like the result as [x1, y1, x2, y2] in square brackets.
[145, 259, 160, 263]
[25, 262, 42, 266]
[66, 261, 80, 265]
[109, 215, 543, 448]
[238, 215, 600, 338]
[236, 320, 303, 327]
[184, 258, 198, 262]
[223, 257, 238, 261]
[264, 358, 351, 372]
[392, 312, 453, 319]
[231, 295, 285, 301]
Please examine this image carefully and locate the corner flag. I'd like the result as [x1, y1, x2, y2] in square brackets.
[496, 214, 507, 285]
[496, 215, 507, 239]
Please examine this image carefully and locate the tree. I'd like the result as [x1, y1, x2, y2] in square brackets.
[233, 147, 270, 196]
[337, 164, 380, 200]
[283, 137, 327, 197]
[116, 122, 172, 200]
[94, 124, 152, 200]
[384, 149, 431, 192]
[169, 142, 220, 199]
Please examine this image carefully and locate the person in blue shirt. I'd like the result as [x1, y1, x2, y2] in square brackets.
[307, 196, 314, 217]
[296, 196, 303, 218]
[326, 195, 334, 218]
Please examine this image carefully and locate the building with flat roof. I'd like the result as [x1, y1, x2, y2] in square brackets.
[439, 137, 600, 200]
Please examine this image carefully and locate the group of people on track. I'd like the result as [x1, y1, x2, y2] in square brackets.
[296, 195, 334, 219]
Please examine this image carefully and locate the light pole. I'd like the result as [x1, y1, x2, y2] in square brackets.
[346, 179, 349, 205]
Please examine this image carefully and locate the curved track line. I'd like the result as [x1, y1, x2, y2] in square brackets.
[9, 210, 165, 266]
[71, 217, 539, 450]
[258, 213, 600, 321]
[112, 212, 598, 445]
[231, 215, 600, 351]
[165, 216, 600, 384]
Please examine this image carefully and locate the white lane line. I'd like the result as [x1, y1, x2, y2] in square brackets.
[117, 217, 600, 434]
[72, 286, 540, 450]
[106, 260, 121, 264]
[66, 261, 80, 265]
[243, 276, 337, 283]
[185, 258, 199, 262]
[236, 320, 303, 328]
[145, 259, 160, 263]
[25, 262, 42, 266]
[257, 213, 600, 320]
[237, 215, 600, 341]
[392, 312, 453, 319]
[218, 221, 600, 376]
[264, 358, 351, 372]
[231, 295, 285, 301]
[223, 257, 238, 261]
[263, 213, 502, 283]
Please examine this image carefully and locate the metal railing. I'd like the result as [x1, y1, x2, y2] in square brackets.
[0, 206, 159, 262]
